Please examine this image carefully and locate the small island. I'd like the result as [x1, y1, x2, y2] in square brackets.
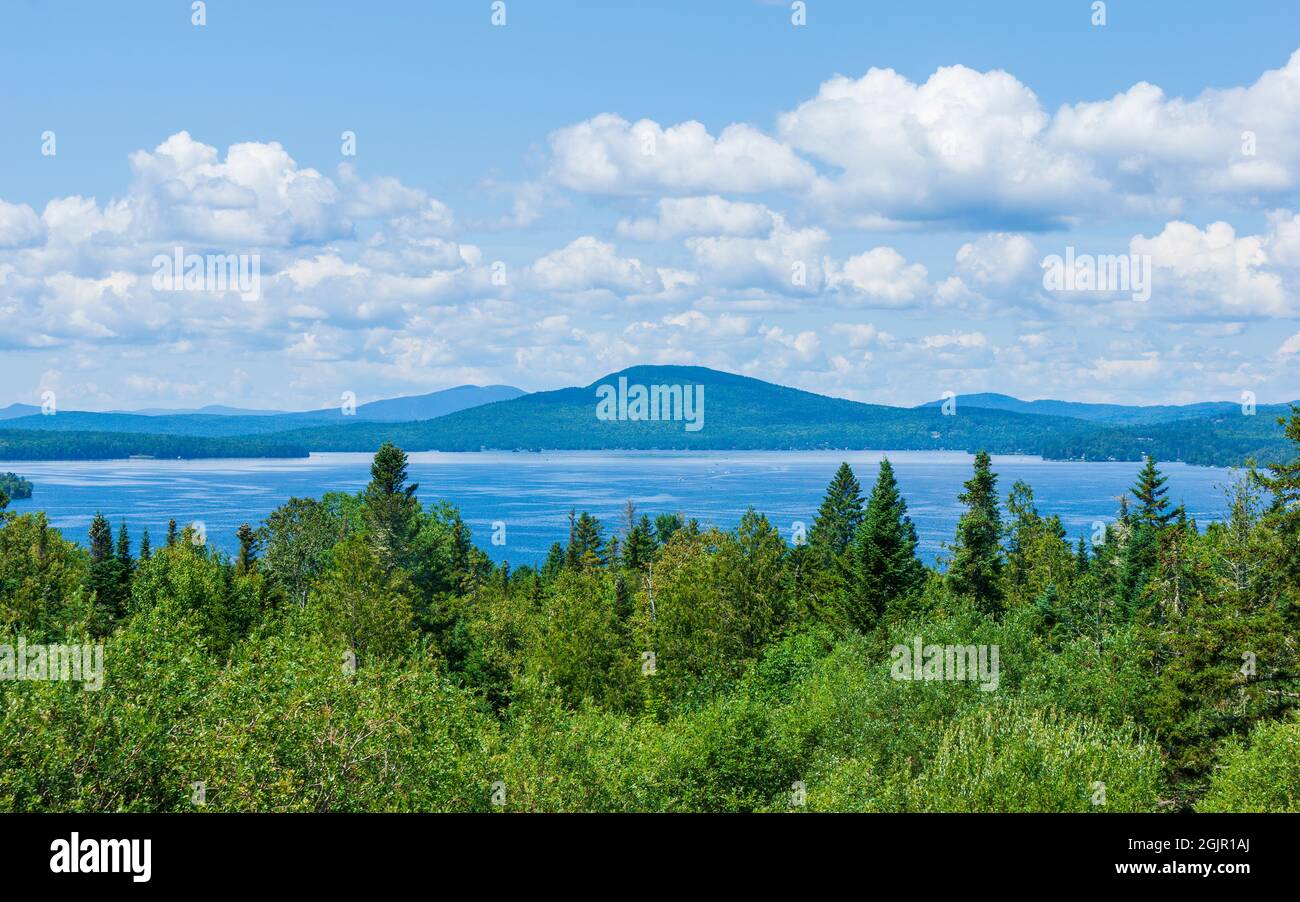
[0, 471, 33, 501]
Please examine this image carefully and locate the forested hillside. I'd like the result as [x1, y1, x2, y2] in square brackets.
[0, 367, 1288, 466]
[1, 410, 1298, 812]
[917, 392, 1298, 425]
[269, 366, 1295, 466]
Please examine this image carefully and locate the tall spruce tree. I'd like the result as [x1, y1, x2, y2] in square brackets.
[235, 523, 259, 574]
[810, 462, 866, 560]
[1132, 456, 1176, 529]
[363, 442, 421, 568]
[564, 508, 578, 568]
[613, 572, 634, 627]
[542, 542, 565, 581]
[947, 450, 1005, 611]
[841, 458, 925, 631]
[1120, 457, 1177, 615]
[567, 512, 606, 570]
[89, 513, 113, 563]
[115, 521, 134, 605]
[115, 521, 131, 566]
[1252, 405, 1300, 586]
[623, 515, 657, 572]
[87, 513, 123, 624]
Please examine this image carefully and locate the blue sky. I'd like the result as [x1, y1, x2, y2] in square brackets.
[2, 0, 1299, 410]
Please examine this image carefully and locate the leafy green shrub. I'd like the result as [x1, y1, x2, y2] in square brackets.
[171, 618, 496, 812]
[1198, 713, 1300, 812]
[0, 599, 216, 811]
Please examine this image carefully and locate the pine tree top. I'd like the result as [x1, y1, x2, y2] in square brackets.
[369, 442, 417, 497]
[958, 451, 999, 509]
[1132, 456, 1175, 527]
[811, 461, 867, 557]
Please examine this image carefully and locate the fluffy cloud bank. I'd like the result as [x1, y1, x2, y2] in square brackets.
[8, 42, 1300, 409]
[548, 114, 814, 196]
[549, 51, 1300, 229]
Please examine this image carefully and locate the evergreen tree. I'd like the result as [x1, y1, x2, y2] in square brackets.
[87, 513, 123, 625]
[1003, 481, 1074, 607]
[115, 521, 134, 601]
[139, 527, 151, 561]
[654, 512, 683, 545]
[623, 515, 658, 572]
[841, 459, 925, 631]
[115, 521, 131, 564]
[1255, 405, 1300, 504]
[89, 513, 113, 563]
[363, 443, 421, 568]
[810, 462, 866, 560]
[1136, 486, 1297, 781]
[566, 512, 606, 570]
[1120, 458, 1177, 615]
[166, 518, 177, 547]
[565, 508, 577, 567]
[613, 572, 634, 626]
[450, 517, 473, 592]
[235, 523, 259, 574]
[1253, 405, 1300, 586]
[947, 451, 1004, 611]
[541, 542, 565, 581]
[1132, 457, 1176, 529]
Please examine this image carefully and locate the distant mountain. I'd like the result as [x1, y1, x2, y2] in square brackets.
[917, 392, 1297, 425]
[0, 369, 1292, 467]
[0, 385, 528, 437]
[276, 366, 1096, 455]
[272, 367, 1296, 466]
[289, 384, 528, 422]
[0, 403, 41, 420]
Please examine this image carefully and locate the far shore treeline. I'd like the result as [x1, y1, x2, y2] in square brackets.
[1, 404, 1298, 812]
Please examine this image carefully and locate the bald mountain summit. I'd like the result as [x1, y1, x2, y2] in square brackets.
[0, 367, 1293, 466]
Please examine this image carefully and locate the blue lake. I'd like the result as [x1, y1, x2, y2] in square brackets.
[0, 451, 1242, 566]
